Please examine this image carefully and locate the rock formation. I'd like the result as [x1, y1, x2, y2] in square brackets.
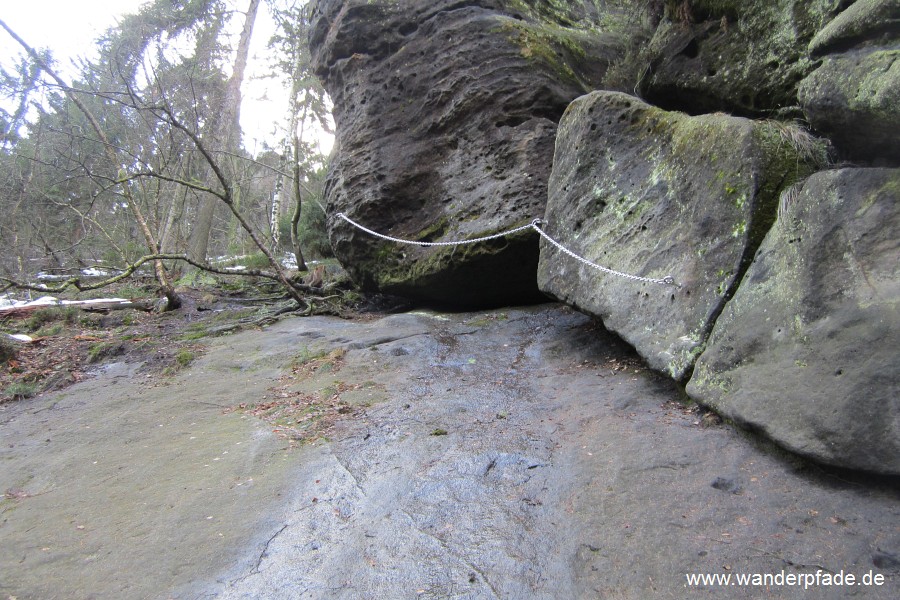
[536, 91, 823, 380]
[637, 0, 837, 117]
[688, 168, 900, 473]
[310, 0, 900, 474]
[798, 0, 900, 164]
[309, 0, 638, 306]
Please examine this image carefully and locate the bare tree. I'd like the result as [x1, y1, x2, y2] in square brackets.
[0, 18, 182, 309]
[0, 2, 334, 311]
[187, 0, 262, 266]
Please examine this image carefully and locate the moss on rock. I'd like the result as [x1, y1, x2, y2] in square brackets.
[642, 0, 837, 116]
[537, 91, 822, 380]
[799, 48, 900, 163]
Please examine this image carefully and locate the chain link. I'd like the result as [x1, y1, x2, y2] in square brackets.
[530, 219, 676, 286]
[336, 213, 534, 246]
[336, 212, 676, 286]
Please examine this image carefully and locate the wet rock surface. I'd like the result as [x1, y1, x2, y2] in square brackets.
[0, 326, 306, 600]
[5, 305, 894, 598]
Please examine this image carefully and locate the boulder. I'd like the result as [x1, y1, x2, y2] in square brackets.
[638, 0, 837, 117]
[536, 91, 823, 380]
[687, 168, 900, 475]
[308, 0, 634, 306]
[799, 0, 900, 164]
[807, 0, 900, 57]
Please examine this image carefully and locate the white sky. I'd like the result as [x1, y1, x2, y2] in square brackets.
[0, 0, 332, 153]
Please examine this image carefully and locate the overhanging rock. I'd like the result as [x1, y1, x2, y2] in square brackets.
[309, 0, 636, 307]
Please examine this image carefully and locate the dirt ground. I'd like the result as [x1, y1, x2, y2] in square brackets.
[0, 279, 355, 405]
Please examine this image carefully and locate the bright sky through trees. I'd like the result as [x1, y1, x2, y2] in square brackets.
[0, 0, 332, 152]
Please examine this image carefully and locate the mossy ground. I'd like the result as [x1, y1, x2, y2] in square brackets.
[0, 271, 368, 403]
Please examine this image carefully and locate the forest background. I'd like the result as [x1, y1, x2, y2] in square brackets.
[0, 0, 334, 308]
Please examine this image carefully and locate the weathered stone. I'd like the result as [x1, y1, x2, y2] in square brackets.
[536, 91, 821, 380]
[687, 168, 900, 475]
[808, 0, 900, 57]
[309, 0, 633, 306]
[639, 0, 837, 117]
[798, 0, 900, 165]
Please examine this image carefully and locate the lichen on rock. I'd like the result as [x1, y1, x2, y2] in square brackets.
[799, 0, 900, 164]
[687, 168, 900, 475]
[536, 91, 823, 380]
[638, 0, 837, 117]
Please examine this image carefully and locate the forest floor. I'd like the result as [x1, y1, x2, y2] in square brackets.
[0, 276, 385, 406]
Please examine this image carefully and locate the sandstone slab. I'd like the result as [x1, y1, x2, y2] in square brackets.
[537, 91, 820, 380]
[687, 168, 900, 475]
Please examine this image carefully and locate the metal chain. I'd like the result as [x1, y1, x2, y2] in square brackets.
[336, 212, 676, 286]
[336, 213, 535, 246]
[529, 219, 676, 286]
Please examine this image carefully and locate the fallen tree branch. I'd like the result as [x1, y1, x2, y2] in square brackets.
[0, 299, 154, 318]
[0, 253, 340, 302]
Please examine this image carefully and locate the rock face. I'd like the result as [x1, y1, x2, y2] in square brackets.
[536, 91, 821, 380]
[798, 0, 900, 164]
[806, 0, 900, 57]
[637, 0, 837, 117]
[687, 169, 900, 475]
[309, 0, 900, 474]
[309, 0, 633, 306]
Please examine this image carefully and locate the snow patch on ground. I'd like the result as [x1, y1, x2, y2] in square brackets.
[36, 267, 119, 281]
[0, 296, 131, 310]
[5, 333, 34, 343]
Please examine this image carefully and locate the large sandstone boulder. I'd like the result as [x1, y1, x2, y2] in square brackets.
[687, 169, 900, 474]
[807, 0, 900, 57]
[798, 0, 900, 164]
[309, 0, 634, 306]
[536, 91, 823, 380]
[636, 0, 837, 117]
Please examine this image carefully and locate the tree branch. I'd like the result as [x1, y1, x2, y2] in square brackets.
[0, 253, 333, 298]
[0, 17, 179, 308]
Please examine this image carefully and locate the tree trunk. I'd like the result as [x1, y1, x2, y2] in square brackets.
[0, 18, 181, 310]
[159, 184, 186, 254]
[187, 0, 261, 265]
[290, 138, 307, 272]
[286, 52, 311, 272]
[10, 115, 43, 280]
[270, 181, 282, 253]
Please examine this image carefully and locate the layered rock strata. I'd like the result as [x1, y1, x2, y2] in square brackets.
[309, 0, 634, 306]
